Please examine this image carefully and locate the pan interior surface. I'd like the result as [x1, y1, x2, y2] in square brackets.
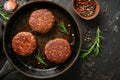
[4, 1, 81, 78]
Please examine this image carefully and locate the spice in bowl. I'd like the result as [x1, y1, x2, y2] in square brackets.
[72, 0, 100, 20]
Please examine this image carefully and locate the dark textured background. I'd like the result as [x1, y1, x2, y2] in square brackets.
[0, 0, 120, 80]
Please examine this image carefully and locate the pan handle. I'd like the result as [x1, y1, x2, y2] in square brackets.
[0, 60, 15, 79]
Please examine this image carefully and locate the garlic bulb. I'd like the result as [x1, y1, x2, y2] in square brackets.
[4, 0, 18, 11]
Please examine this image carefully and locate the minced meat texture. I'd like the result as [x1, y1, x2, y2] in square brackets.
[29, 9, 55, 33]
[45, 38, 71, 64]
[12, 32, 37, 56]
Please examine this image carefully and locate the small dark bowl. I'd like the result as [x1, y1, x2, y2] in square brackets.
[3, 1, 82, 79]
[72, 0, 100, 20]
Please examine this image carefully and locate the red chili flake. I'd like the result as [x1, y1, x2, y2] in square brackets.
[77, 1, 88, 5]
[76, 7, 83, 13]
[75, 0, 96, 18]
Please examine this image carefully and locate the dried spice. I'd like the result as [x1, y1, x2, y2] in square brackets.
[75, 0, 96, 17]
[83, 29, 93, 42]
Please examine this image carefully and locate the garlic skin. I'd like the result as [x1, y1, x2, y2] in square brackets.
[4, 0, 18, 11]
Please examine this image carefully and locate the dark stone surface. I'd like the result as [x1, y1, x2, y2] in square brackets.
[0, 0, 120, 80]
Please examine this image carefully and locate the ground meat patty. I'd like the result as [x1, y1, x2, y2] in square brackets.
[12, 32, 37, 56]
[45, 38, 71, 63]
[29, 9, 55, 33]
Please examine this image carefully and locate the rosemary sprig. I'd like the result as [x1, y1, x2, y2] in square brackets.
[35, 52, 47, 66]
[0, 9, 9, 20]
[81, 27, 103, 59]
[58, 21, 69, 35]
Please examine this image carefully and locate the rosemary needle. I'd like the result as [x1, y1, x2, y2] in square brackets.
[35, 53, 47, 66]
[81, 27, 103, 59]
[58, 21, 69, 35]
[0, 9, 9, 20]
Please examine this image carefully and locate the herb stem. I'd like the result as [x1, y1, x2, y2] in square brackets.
[58, 21, 69, 35]
[35, 52, 47, 66]
[0, 10, 9, 20]
[81, 27, 103, 59]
